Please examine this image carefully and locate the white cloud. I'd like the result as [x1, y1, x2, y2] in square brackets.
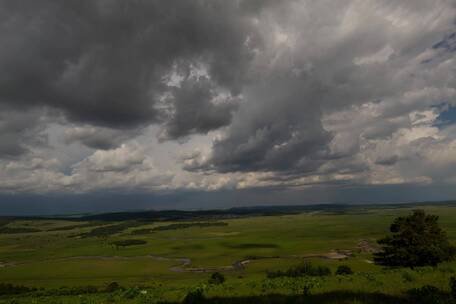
[0, 0, 456, 202]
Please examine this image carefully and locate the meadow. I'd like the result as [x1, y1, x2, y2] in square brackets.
[1, 204, 456, 303]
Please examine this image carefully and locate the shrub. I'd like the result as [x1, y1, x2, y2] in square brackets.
[45, 285, 98, 296]
[74, 222, 144, 238]
[0, 283, 36, 295]
[302, 283, 312, 296]
[407, 285, 444, 304]
[450, 276, 456, 299]
[183, 287, 205, 304]
[0, 227, 41, 234]
[439, 265, 455, 273]
[111, 239, 147, 248]
[301, 263, 331, 276]
[123, 287, 141, 299]
[105, 282, 121, 293]
[208, 272, 225, 285]
[267, 262, 331, 278]
[335, 265, 353, 275]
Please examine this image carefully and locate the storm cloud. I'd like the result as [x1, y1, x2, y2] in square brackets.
[0, 0, 258, 133]
[1, 0, 456, 212]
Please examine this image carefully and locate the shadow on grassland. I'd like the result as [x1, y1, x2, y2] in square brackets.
[168, 291, 414, 304]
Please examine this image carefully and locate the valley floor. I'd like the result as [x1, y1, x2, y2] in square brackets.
[1, 204, 456, 303]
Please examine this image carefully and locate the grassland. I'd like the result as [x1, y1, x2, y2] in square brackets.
[1, 204, 456, 303]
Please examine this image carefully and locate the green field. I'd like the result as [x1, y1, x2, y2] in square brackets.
[1, 204, 456, 303]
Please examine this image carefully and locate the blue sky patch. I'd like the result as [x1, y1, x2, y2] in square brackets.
[435, 105, 456, 127]
[432, 31, 456, 52]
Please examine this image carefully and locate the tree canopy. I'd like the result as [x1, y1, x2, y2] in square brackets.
[374, 209, 455, 268]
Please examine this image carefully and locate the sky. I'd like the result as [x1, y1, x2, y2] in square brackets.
[1, 1, 456, 215]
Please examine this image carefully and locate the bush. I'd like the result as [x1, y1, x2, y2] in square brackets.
[183, 287, 205, 304]
[439, 265, 455, 273]
[123, 287, 141, 299]
[105, 282, 121, 293]
[267, 262, 331, 278]
[302, 284, 312, 296]
[74, 222, 144, 238]
[111, 239, 147, 248]
[335, 265, 353, 275]
[46, 285, 98, 296]
[407, 285, 444, 304]
[450, 276, 456, 299]
[208, 272, 225, 285]
[0, 283, 36, 295]
[0, 227, 41, 234]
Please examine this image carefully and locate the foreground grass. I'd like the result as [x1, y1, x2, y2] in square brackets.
[1, 268, 455, 304]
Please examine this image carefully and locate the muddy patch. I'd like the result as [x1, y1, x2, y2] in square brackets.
[0, 261, 15, 268]
[358, 239, 380, 253]
[320, 250, 352, 260]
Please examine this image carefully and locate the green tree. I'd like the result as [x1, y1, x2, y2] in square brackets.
[450, 276, 456, 299]
[335, 265, 353, 275]
[374, 210, 455, 268]
[208, 272, 225, 285]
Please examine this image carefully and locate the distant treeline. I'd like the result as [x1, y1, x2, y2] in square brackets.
[130, 228, 154, 235]
[111, 239, 147, 248]
[42, 285, 99, 296]
[0, 282, 122, 297]
[0, 219, 41, 234]
[0, 283, 37, 295]
[71, 221, 145, 238]
[0, 227, 41, 234]
[47, 222, 102, 232]
[74, 206, 332, 222]
[131, 222, 228, 234]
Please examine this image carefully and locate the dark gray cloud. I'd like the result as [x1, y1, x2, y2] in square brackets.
[0, 0, 258, 134]
[201, 77, 333, 173]
[193, 0, 456, 178]
[0, 106, 47, 157]
[158, 77, 239, 140]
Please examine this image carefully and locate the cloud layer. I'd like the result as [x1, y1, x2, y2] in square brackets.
[0, 0, 456, 210]
[0, 0, 256, 132]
